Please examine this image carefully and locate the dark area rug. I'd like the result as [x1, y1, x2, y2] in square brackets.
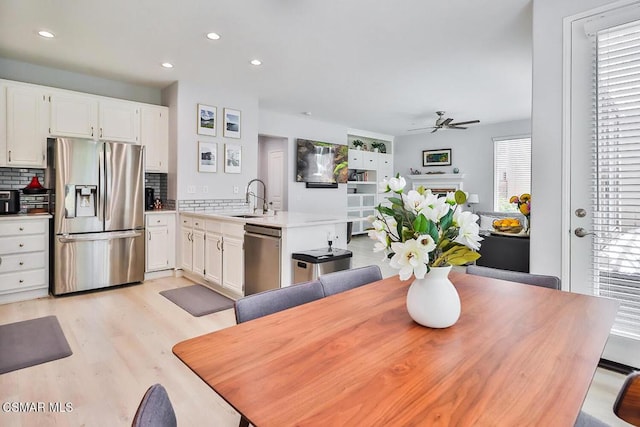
[160, 285, 234, 317]
[0, 315, 73, 375]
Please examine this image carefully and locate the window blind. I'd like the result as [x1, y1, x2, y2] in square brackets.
[493, 137, 531, 212]
[593, 20, 640, 340]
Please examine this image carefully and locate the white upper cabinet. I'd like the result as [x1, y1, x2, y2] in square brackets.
[6, 85, 49, 167]
[50, 92, 98, 139]
[141, 105, 169, 172]
[99, 100, 140, 143]
[50, 91, 141, 143]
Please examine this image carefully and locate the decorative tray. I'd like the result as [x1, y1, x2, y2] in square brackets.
[490, 230, 529, 238]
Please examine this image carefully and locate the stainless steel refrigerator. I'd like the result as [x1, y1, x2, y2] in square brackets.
[46, 137, 145, 295]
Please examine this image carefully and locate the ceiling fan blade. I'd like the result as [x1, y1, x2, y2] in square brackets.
[407, 126, 436, 131]
[441, 118, 454, 126]
[448, 126, 467, 129]
[430, 128, 439, 133]
[449, 120, 480, 126]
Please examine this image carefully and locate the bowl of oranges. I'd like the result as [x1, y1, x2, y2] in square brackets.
[492, 218, 523, 234]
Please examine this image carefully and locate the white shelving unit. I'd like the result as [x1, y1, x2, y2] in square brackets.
[347, 129, 394, 235]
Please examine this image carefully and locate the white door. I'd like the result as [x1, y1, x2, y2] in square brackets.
[6, 85, 48, 167]
[268, 150, 284, 211]
[180, 226, 193, 271]
[146, 226, 169, 271]
[192, 229, 205, 277]
[568, 10, 640, 368]
[204, 232, 222, 285]
[222, 236, 244, 294]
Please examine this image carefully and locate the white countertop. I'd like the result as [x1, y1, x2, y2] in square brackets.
[145, 210, 177, 215]
[0, 213, 53, 220]
[179, 211, 350, 228]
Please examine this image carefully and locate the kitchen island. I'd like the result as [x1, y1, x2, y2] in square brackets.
[178, 211, 350, 298]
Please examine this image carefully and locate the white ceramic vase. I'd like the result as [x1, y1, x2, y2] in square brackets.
[406, 265, 460, 328]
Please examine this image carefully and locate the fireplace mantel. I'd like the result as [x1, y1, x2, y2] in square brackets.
[408, 174, 465, 193]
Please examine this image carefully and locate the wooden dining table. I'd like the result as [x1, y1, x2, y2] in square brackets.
[173, 272, 619, 427]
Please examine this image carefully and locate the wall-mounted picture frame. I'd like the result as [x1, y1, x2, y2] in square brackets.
[224, 144, 241, 173]
[223, 108, 241, 138]
[197, 104, 217, 136]
[422, 148, 452, 167]
[198, 141, 217, 173]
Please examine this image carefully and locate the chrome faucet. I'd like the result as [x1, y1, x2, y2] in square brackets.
[245, 178, 268, 213]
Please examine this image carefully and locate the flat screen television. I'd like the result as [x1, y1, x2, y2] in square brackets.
[296, 139, 348, 184]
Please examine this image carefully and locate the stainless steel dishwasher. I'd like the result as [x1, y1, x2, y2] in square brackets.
[244, 224, 282, 295]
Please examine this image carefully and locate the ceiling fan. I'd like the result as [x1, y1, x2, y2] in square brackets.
[409, 111, 480, 133]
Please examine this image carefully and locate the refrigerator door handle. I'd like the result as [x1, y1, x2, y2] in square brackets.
[58, 231, 142, 243]
[98, 147, 105, 223]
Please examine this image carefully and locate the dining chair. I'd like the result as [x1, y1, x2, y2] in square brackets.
[131, 383, 176, 427]
[234, 279, 325, 324]
[465, 265, 560, 290]
[574, 371, 640, 427]
[614, 371, 640, 426]
[319, 265, 382, 296]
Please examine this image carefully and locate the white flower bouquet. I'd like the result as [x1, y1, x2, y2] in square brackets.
[369, 175, 482, 280]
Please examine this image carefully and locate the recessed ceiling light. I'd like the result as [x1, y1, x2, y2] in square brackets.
[206, 32, 221, 40]
[38, 30, 55, 38]
[161, 62, 174, 69]
[250, 59, 262, 66]
[303, 112, 312, 116]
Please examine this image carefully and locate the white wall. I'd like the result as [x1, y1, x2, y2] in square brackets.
[0, 56, 161, 104]
[531, 0, 619, 276]
[162, 81, 259, 201]
[394, 119, 531, 213]
[259, 110, 349, 216]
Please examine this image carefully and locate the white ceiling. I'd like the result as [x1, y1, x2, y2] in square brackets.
[0, 0, 533, 137]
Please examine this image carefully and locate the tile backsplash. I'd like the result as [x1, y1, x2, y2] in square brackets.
[178, 199, 249, 212]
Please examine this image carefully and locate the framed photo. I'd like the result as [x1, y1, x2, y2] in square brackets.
[422, 149, 452, 167]
[198, 141, 217, 173]
[197, 104, 217, 136]
[223, 108, 241, 138]
[224, 144, 241, 173]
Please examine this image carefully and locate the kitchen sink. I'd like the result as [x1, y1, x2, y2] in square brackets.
[231, 214, 262, 218]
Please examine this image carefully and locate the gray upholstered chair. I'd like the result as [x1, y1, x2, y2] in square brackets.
[319, 265, 383, 296]
[131, 384, 176, 427]
[466, 265, 560, 290]
[234, 279, 325, 324]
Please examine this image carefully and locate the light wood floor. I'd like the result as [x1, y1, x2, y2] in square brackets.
[0, 235, 632, 426]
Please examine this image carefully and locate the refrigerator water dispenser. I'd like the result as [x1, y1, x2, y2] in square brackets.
[64, 184, 97, 218]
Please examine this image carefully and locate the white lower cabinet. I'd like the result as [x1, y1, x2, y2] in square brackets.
[0, 217, 50, 304]
[145, 212, 176, 273]
[180, 214, 245, 296]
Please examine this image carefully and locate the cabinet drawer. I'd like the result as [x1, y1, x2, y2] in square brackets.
[192, 218, 205, 230]
[0, 252, 45, 274]
[147, 214, 169, 227]
[0, 269, 46, 293]
[0, 235, 46, 255]
[0, 220, 46, 236]
[180, 216, 193, 228]
[206, 220, 222, 233]
[223, 222, 245, 237]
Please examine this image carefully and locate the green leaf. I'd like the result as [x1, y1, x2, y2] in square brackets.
[454, 190, 467, 205]
[377, 206, 395, 217]
[440, 209, 454, 231]
[413, 214, 427, 233]
[424, 219, 439, 243]
[387, 197, 403, 206]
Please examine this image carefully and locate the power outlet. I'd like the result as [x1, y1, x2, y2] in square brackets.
[187, 185, 196, 194]
[233, 186, 239, 194]
[202, 185, 208, 193]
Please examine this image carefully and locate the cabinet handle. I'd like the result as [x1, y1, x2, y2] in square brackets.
[156, 220, 161, 223]
[100, 128, 103, 138]
[91, 126, 94, 137]
[19, 261, 23, 266]
[8, 151, 11, 162]
[19, 243, 24, 248]
[19, 279, 24, 284]
[19, 227, 23, 231]
[148, 232, 151, 241]
[0, 257, 2, 266]
[217, 240, 221, 250]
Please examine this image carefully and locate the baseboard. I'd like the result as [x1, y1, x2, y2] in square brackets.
[144, 269, 176, 281]
[598, 358, 638, 374]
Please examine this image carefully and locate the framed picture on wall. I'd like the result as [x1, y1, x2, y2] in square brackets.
[197, 104, 217, 136]
[198, 141, 217, 173]
[223, 108, 241, 138]
[422, 148, 452, 167]
[224, 144, 241, 173]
